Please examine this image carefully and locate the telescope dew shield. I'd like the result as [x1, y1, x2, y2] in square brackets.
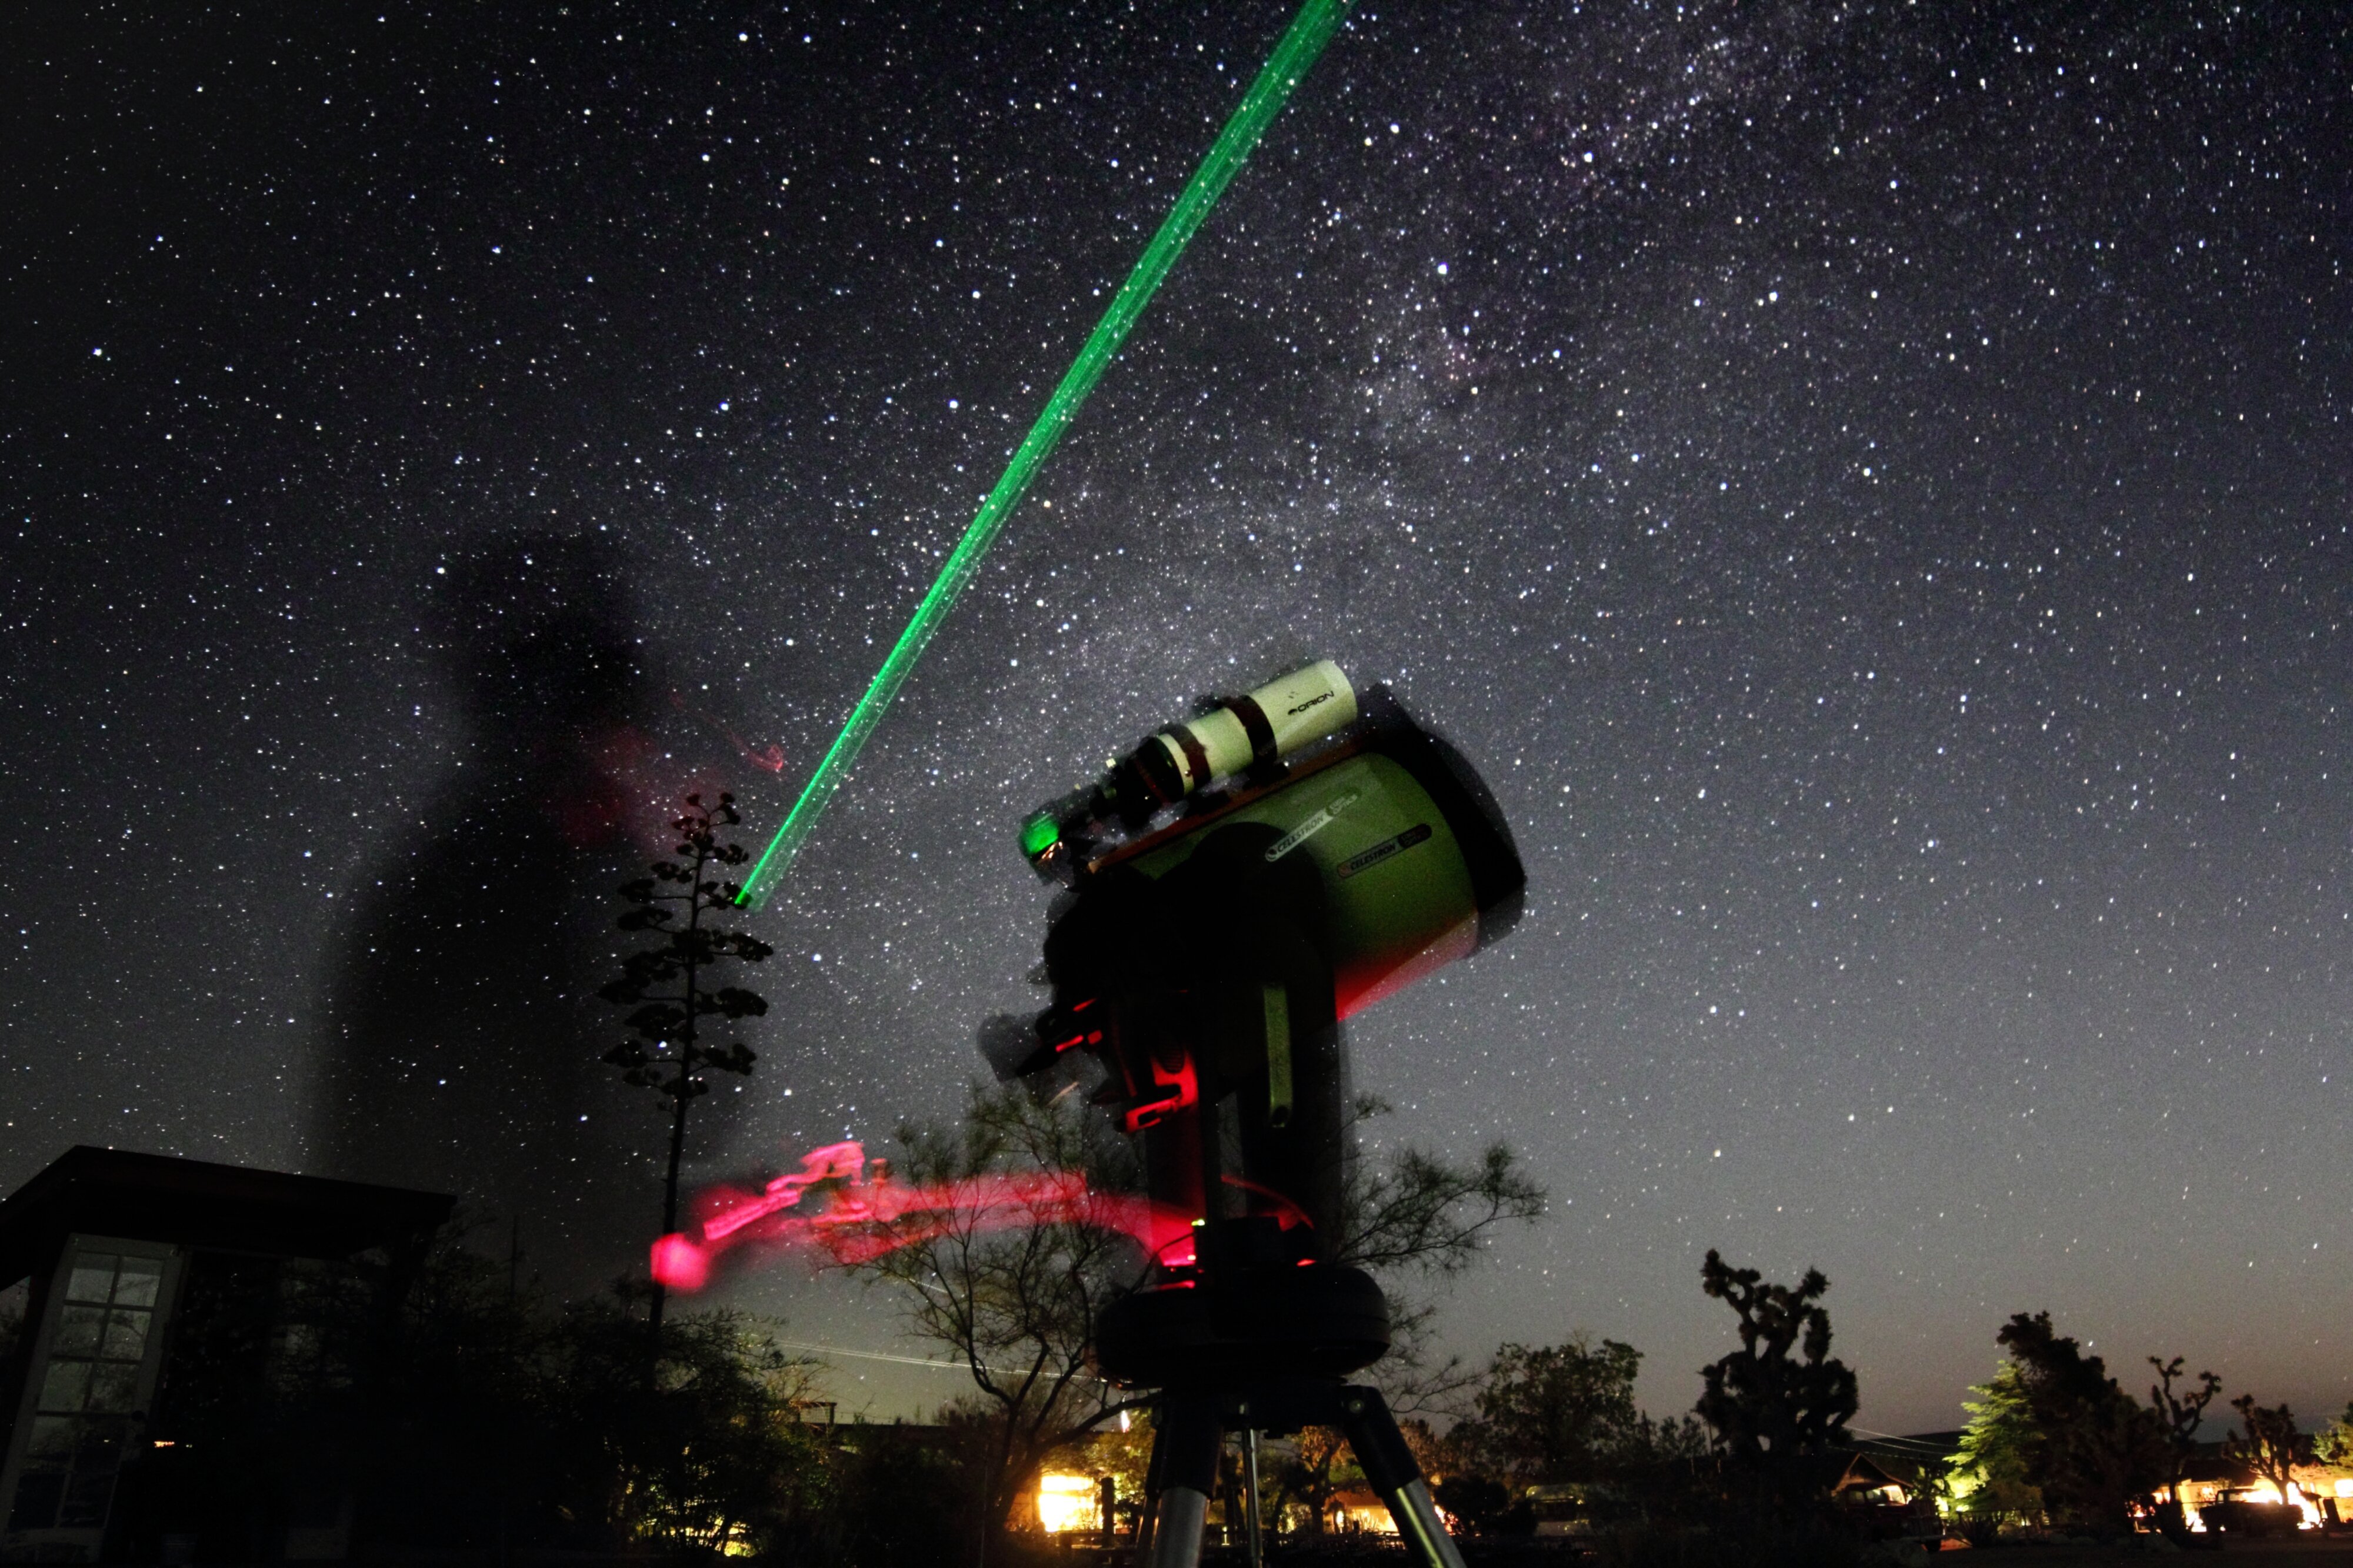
[1125, 660, 1358, 814]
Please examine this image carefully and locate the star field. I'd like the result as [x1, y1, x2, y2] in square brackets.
[2, 1, 2348, 1428]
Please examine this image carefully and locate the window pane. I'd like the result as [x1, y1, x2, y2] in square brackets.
[75, 1419, 130, 1464]
[58, 1468, 118, 1527]
[65, 1257, 118, 1303]
[99, 1310, 149, 1361]
[112, 1260, 162, 1308]
[38, 1359, 92, 1413]
[54, 1306, 104, 1357]
[85, 1362, 141, 1413]
[25, 1416, 76, 1461]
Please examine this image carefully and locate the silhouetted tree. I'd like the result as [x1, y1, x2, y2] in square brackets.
[1948, 1363, 2044, 1532]
[1993, 1311, 2163, 1534]
[1695, 1250, 1858, 1511]
[600, 792, 771, 1333]
[538, 1290, 828, 1553]
[2314, 1402, 2353, 1467]
[853, 1080, 1148, 1567]
[2147, 1356, 2222, 1528]
[149, 1230, 831, 1562]
[2225, 1395, 2309, 1504]
[1338, 1092, 1546, 1417]
[855, 1081, 1543, 1562]
[1336, 1095, 1549, 1276]
[1272, 1425, 1361, 1539]
[1455, 1335, 1645, 1487]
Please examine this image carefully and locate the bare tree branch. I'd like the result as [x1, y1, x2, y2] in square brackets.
[1337, 1097, 1546, 1277]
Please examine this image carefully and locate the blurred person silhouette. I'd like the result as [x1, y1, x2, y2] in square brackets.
[311, 533, 736, 1293]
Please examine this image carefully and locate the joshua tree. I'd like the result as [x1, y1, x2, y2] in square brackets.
[2225, 1396, 2310, 1507]
[2147, 1356, 2222, 1526]
[601, 793, 771, 1332]
[1695, 1250, 1859, 1506]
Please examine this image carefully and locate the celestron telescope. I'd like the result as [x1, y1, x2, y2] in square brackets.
[992, 661, 1524, 1568]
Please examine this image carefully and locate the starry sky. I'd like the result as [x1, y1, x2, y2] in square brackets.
[4, 0, 2348, 1434]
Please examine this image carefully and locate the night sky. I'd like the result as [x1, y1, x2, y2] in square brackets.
[5, 1, 2349, 1434]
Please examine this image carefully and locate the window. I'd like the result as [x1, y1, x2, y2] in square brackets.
[6, 1250, 167, 1538]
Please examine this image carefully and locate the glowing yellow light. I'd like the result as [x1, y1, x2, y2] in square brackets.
[1038, 1473, 1098, 1534]
[2337, 1479, 2353, 1500]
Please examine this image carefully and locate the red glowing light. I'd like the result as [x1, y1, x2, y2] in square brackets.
[649, 1232, 710, 1291]
[1219, 1172, 1312, 1230]
[651, 1139, 1196, 1292]
[1120, 1052, 1199, 1134]
[669, 690, 786, 775]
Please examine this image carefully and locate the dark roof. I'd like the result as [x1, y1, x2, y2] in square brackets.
[1847, 1430, 1964, 1478]
[0, 1146, 454, 1287]
[1850, 1430, 1961, 1459]
[1824, 1453, 1907, 1493]
[2181, 1455, 2261, 1486]
[1767, 1451, 1907, 1494]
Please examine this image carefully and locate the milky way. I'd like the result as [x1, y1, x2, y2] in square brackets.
[4, 1, 2348, 1430]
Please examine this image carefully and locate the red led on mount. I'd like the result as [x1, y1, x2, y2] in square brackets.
[1121, 1052, 1199, 1134]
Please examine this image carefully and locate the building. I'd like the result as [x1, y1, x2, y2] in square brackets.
[0, 1147, 451, 1564]
[2161, 1454, 2353, 1532]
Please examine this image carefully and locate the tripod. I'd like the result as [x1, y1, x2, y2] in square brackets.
[1134, 1377, 1464, 1568]
[1101, 1246, 1468, 1568]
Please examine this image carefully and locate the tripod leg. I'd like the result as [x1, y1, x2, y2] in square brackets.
[1242, 1427, 1264, 1568]
[1141, 1392, 1224, 1568]
[1131, 1412, 1166, 1567]
[1336, 1386, 1468, 1568]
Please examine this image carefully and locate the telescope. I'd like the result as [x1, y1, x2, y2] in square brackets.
[992, 661, 1523, 1568]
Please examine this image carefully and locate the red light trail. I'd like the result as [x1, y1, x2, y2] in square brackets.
[650, 1139, 1198, 1292]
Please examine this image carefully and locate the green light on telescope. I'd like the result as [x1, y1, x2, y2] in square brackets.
[738, 0, 1358, 909]
[1019, 811, 1061, 860]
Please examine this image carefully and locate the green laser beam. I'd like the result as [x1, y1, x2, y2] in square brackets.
[738, 0, 1357, 909]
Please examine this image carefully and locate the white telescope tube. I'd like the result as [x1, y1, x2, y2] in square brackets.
[1141, 659, 1357, 796]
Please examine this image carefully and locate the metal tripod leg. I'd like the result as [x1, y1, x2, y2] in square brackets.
[1141, 1392, 1224, 1568]
[1131, 1412, 1165, 1567]
[1241, 1427, 1264, 1568]
[1336, 1384, 1469, 1568]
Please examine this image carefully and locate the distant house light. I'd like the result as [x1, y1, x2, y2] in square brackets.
[1036, 1473, 1096, 1534]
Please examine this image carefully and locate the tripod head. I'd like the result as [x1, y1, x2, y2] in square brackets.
[989, 668, 1524, 1387]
